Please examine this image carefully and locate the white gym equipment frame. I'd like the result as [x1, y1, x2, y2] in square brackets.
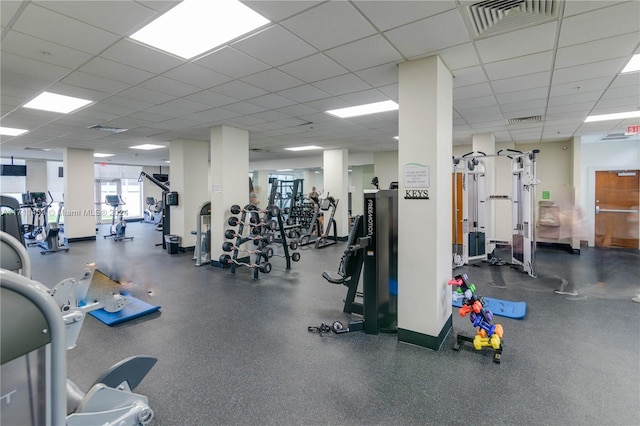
[452, 149, 540, 278]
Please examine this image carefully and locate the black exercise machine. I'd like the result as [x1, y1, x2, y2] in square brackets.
[138, 171, 178, 250]
[317, 190, 398, 335]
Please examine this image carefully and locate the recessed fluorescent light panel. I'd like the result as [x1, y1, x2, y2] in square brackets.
[130, 144, 166, 150]
[129, 0, 270, 59]
[277, 169, 293, 172]
[326, 100, 399, 118]
[0, 127, 28, 136]
[621, 54, 640, 73]
[284, 145, 323, 152]
[94, 153, 115, 158]
[585, 110, 640, 123]
[393, 136, 399, 140]
[23, 92, 92, 114]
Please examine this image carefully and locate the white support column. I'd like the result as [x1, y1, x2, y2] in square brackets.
[63, 148, 95, 241]
[397, 55, 453, 350]
[251, 170, 269, 208]
[211, 125, 250, 266]
[323, 148, 349, 238]
[472, 133, 495, 255]
[373, 151, 398, 190]
[169, 140, 209, 249]
[350, 166, 364, 217]
[571, 136, 582, 251]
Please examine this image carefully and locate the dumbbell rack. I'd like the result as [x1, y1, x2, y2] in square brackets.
[268, 205, 301, 271]
[220, 204, 300, 279]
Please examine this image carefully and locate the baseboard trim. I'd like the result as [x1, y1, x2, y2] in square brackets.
[398, 315, 452, 351]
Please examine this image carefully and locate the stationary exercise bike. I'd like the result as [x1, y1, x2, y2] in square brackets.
[103, 195, 133, 242]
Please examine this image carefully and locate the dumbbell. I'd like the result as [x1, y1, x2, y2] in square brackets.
[291, 252, 301, 262]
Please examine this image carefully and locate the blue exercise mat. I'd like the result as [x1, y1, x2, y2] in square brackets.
[88, 296, 160, 326]
[452, 293, 526, 319]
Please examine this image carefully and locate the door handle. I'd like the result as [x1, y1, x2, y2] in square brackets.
[595, 205, 600, 215]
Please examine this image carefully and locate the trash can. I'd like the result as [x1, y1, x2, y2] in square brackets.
[164, 235, 181, 255]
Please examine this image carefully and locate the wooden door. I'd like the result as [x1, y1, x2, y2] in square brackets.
[595, 170, 639, 248]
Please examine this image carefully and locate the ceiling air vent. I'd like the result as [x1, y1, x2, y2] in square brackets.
[88, 124, 128, 134]
[508, 115, 543, 124]
[467, 0, 560, 38]
[601, 132, 629, 141]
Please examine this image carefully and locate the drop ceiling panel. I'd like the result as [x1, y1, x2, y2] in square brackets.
[241, 69, 305, 93]
[354, 63, 398, 88]
[11, 3, 120, 54]
[33, 0, 157, 36]
[485, 51, 553, 81]
[476, 22, 557, 64]
[182, 91, 238, 109]
[278, 53, 348, 83]
[277, 85, 331, 103]
[1, 0, 23, 27]
[162, 63, 233, 90]
[555, 33, 640, 70]
[454, 96, 498, 111]
[352, 1, 455, 32]
[548, 91, 603, 107]
[222, 102, 266, 115]
[211, 81, 269, 101]
[1, 51, 73, 85]
[2, 30, 93, 70]
[453, 82, 493, 100]
[102, 38, 185, 73]
[550, 76, 611, 97]
[496, 87, 548, 104]
[59, 71, 130, 95]
[159, 98, 211, 115]
[138, 75, 201, 98]
[232, 25, 317, 67]
[431, 43, 480, 71]
[196, 47, 270, 79]
[492, 72, 550, 94]
[451, 66, 487, 88]
[78, 57, 154, 85]
[384, 9, 470, 58]
[338, 89, 392, 107]
[117, 86, 175, 105]
[558, 1, 640, 47]
[552, 57, 628, 85]
[247, 94, 297, 110]
[242, 1, 322, 23]
[499, 99, 547, 114]
[281, 2, 377, 51]
[325, 36, 403, 73]
[372, 81, 396, 99]
[181, 108, 242, 124]
[98, 95, 153, 114]
[312, 74, 371, 97]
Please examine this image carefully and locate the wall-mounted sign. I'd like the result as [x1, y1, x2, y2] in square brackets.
[404, 189, 429, 199]
[404, 163, 429, 188]
[625, 125, 639, 136]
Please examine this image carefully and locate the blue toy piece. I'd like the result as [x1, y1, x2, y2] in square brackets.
[452, 294, 526, 319]
[88, 296, 160, 326]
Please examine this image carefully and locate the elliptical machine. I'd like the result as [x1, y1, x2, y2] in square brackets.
[103, 195, 133, 242]
[22, 191, 69, 254]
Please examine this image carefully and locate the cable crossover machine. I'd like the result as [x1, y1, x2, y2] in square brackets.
[452, 148, 540, 277]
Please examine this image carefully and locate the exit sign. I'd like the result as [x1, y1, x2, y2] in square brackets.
[625, 125, 639, 135]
